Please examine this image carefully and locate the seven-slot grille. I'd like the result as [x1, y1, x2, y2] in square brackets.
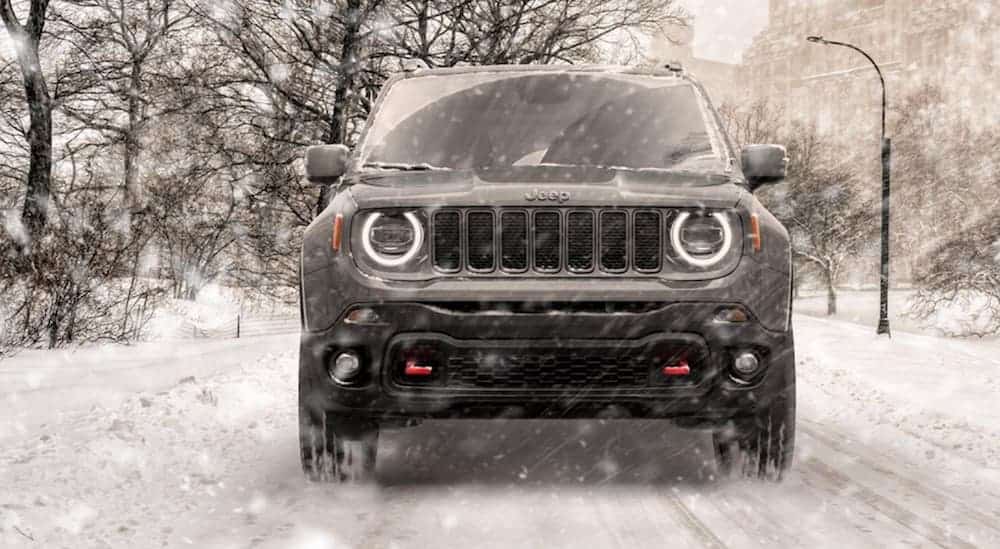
[432, 208, 674, 275]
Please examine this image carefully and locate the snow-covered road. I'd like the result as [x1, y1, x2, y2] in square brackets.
[2, 316, 999, 548]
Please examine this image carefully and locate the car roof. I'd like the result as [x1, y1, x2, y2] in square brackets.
[398, 63, 693, 81]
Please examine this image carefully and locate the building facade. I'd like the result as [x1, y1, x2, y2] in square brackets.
[742, 0, 1000, 284]
[743, 0, 999, 138]
[648, 27, 743, 107]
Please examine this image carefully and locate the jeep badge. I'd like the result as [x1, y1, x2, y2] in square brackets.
[525, 189, 571, 203]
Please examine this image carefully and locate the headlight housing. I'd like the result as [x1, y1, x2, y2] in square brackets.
[360, 211, 424, 267]
[669, 211, 736, 268]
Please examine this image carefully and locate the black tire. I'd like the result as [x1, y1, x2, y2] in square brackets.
[713, 382, 796, 482]
[300, 409, 379, 483]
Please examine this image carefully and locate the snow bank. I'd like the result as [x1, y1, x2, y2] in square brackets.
[0, 343, 301, 548]
[0, 334, 297, 441]
[796, 315, 1000, 477]
[795, 289, 999, 340]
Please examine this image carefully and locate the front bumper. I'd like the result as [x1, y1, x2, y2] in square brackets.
[299, 301, 794, 424]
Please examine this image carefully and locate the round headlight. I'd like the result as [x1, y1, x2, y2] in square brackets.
[670, 212, 733, 268]
[361, 212, 424, 267]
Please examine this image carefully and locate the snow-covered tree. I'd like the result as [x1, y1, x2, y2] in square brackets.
[772, 158, 877, 316]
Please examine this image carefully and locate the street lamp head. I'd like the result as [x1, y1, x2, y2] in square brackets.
[806, 35, 826, 44]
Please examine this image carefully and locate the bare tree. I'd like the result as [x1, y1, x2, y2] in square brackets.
[0, 0, 53, 251]
[2, 184, 162, 349]
[899, 86, 1000, 334]
[888, 84, 1000, 283]
[911, 215, 1000, 337]
[717, 98, 784, 150]
[381, 0, 687, 68]
[771, 163, 876, 315]
[141, 105, 248, 301]
[149, 172, 242, 301]
[195, 0, 385, 148]
[0, 56, 28, 202]
[53, 0, 196, 214]
[718, 100, 833, 300]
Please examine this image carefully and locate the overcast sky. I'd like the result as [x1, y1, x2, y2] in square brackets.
[683, 0, 770, 63]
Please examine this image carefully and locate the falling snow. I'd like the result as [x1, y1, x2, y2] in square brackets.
[2, 1, 999, 547]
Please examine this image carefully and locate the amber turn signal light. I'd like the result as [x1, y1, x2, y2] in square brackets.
[331, 213, 344, 252]
[714, 306, 750, 323]
[749, 213, 762, 252]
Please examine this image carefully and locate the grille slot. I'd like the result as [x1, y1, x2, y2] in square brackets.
[567, 211, 595, 272]
[432, 211, 460, 271]
[633, 210, 662, 271]
[500, 211, 528, 271]
[533, 211, 561, 272]
[467, 211, 495, 271]
[600, 211, 628, 272]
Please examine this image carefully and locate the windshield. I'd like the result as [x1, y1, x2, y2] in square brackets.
[359, 71, 728, 173]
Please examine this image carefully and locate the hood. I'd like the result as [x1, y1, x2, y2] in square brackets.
[345, 166, 747, 210]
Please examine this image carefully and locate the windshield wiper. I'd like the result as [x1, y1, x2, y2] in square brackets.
[362, 162, 452, 171]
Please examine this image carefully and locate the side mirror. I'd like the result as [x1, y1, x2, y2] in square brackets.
[742, 144, 788, 191]
[304, 144, 350, 185]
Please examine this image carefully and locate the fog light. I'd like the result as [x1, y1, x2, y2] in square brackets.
[330, 352, 361, 384]
[732, 351, 761, 380]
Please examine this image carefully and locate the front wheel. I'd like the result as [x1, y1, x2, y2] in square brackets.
[300, 410, 379, 483]
[713, 385, 796, 482]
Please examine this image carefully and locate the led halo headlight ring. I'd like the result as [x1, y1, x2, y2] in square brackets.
[361, 211, 424, 267]
[670, 211, 733, 268]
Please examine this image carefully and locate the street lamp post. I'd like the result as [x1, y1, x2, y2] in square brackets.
[807, 35, 891, 337]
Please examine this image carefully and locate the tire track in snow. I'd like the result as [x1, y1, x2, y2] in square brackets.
[663, 491, 728, 549]
[711, 481, 816, 547]
[800, 420, 1000, 536]
[799, 457, 978, 549]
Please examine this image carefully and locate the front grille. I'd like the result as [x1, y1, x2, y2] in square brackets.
[432, 207, 677, 275]
[389, 336, 709, 390]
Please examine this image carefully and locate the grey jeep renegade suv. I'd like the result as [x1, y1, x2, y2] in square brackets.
[298, 65, 794, 483]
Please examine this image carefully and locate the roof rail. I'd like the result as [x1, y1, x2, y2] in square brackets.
[663, 61, 684, 73]
[401, 59, 430, 73]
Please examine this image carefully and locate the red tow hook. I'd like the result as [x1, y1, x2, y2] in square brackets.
[404, 358, 434, 377]
[662, 358, 691, 377]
